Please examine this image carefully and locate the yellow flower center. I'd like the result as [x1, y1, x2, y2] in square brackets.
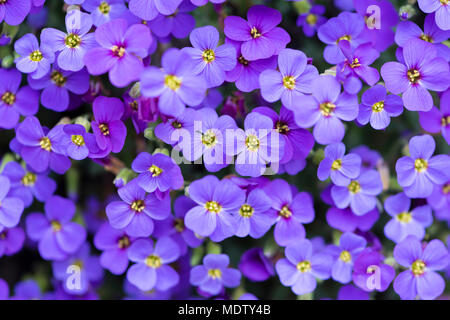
[111, 45, 126, 58]
[118, 236, 130, 249]
[411, 259, 426, 276]
[348, 180, 361, 194]
[205, 201, 222, 214]
[145, 254, 162, 268]
[131, 200, 145, 212]
[372, 101, 384, 113]
[349, 58, 361, 68]
[1, 91, 16, 105]
[331, 159, 342, 170]
[238, 55, 249, 66]
[407, 69, 421, 84]
[283, 76, 296, 90]
[174, 218, 185, 232]
[396, 211, 412, 223]
[208, 268, 222, 279]
[65, 33, 81, 48]
[202, 49, 215, 63]
[319, 102, 336, 117]
[39, 137, 52, 151]
[51, 220, 62, 232]
[250, 27, 261, 38]
[339, 250, 352, 263]
[419, 34, 433, 43]
[99, 123, 110, 136]
[443, 183, 450, 194]
[164, 74, 182, 91]
[99, 1, 111, 14]
[71, 135, 85, 146]
[279, 205, 292, 218]
[29, 50, 43, 62]
[275, 121, 290, 134]
[336, 34, 351, 44]
[51, 71, 67, 87]
[306, 14, 318, 25]
[201, 130, 217, 148]
[172, 121, 182, 129]
[149, 165, 163, 177]
[245, 134, 260, 151]
[296, 260, 311, 273]
[441, 115, 450, 127]
[239, 204, 254, 218]
[440, 0, 448, 5]
[73, 259, 84, 269]
[414, 158, 428, 172]
[21, 172, 37, 186]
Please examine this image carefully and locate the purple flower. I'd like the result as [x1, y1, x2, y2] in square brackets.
[357, 84, 404, 130]
[94, 223, 133, 275]
[351, 145, 382, 172]
[53, 244, 103, 295]
[384, 193, 433, 244]
[263, 179, 314, 247]
[105, 179, 170, 237]
[336, 41, 380, 95]
[0, 279, 8, 300]
[127, 237, 180, 292]
[395, 14, 450, 62]
[393, 236, 450, 300]
[11, 280, 41, 300]
[148, 1, 196, 40]
[276, 239, 332, 295]
[224, 39, 277, 92]
[41, 11, 96, 72]
[254, 106, 314, 164]
[141, 48, 207, 117]
[14, 33, 54, 79]
[1, 161, 56, 207]
[131, 152, 184, 193]
[259, 48, 318, 110]
[128, 0, 182, 21]
[381, 39, 450, 111]
[16, 117, 71, 174]
[231, 112, 284, 177]
[0, 227, 25, 258]
[235, 188, 272, 238]
[326, 207, 379, 233]
[331, 169, 383, 216]
[224, 4, 290, 61]
[84, 19, 152, 88]
[0, 0, 31, 26]
[182, 26, 236, 88]
[337, 284, 369, 300]
[25, 195, 86, 261]
[182, 108, 237, 172]
[297, 5, 326, 37]
[418, 0, 450, 30]
[154, 108, 199, 149]
[352, 248, 395, 292]
[427, 180, 450, 223]
[317, 142, 361, 186]
[190, 0, 225, 6]
[54, 124, 89, 160]
[184, 176, 245, 242]
[28, 67, 90, 112]
[396, 134, 449, 198]
[294, 75, 358, 145]
[0, 68, 39, 130]
[318, 12, 365, 64]
[418, 89, 450, 144]
[190, 254, 241, 295]
[328, 232, 367, 284]
[238, 248, 274, 282]
[82, 0, 126, 26]
[91, 96, 126, 154]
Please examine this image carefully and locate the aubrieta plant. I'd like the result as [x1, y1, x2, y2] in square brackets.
[0, 0, 449, 301]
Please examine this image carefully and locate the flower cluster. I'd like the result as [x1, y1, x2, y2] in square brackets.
[0, 0, 449, 301]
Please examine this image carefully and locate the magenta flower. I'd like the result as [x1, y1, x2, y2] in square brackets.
[396, 134, 449, 198]
[393, 236, 450, 300]
[259, 48, 318, 110]
[224, 5, 290, 61]
[84, 18, 152, 88]
[381, 39, 450, 111]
